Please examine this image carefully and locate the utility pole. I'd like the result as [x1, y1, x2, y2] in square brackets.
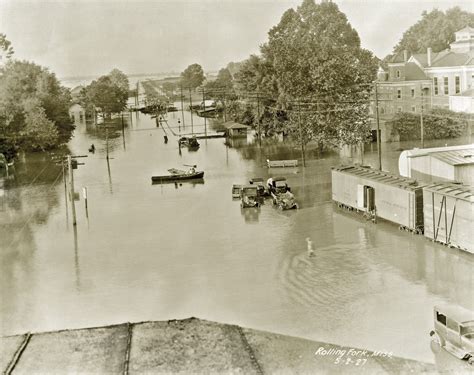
[106, 128, 109, 160]
[420, 87, 425, 149]
[256, 92, 261, 147]
[298, 100, 306, 167]
[374, 81, 382, 171]
[223, 91, 227, 122]
[180, 85, 186, 128]
[189, 88, 194, 134]
[202, 88, 207, 136]
[68, 155, 77, 226]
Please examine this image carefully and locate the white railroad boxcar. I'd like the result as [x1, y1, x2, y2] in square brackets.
[331, 165, 426, 232]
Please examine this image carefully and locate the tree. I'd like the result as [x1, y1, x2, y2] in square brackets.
[86, 75, 128, 118]
[21, 101, 59, 151]
[261, 0, 377, 150]
[0, 33, 14, 61]
[0, 59, 74, 155]
[180, 63, 205, 90]
[388, 109, 468, 141]
[391, 7, 474, 55]
[108, 68, 129, 94]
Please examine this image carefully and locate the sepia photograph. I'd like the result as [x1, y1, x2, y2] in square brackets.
[0, 0, 473, 373]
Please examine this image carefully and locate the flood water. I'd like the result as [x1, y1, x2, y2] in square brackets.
[1, 107, 473, 369]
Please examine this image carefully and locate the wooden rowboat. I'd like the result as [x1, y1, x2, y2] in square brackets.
[151, 170, 204, 183]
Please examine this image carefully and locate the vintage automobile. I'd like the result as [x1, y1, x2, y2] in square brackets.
[240, 185, 260, 208]
[249, 177, 269, 197]
[178, 136, 200, 149]
[267, 177, 298, 210]
[430, 305, 474, 365]
[232, 184, 242, 199]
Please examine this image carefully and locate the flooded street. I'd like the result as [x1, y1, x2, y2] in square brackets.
[1, 109, 473, 366]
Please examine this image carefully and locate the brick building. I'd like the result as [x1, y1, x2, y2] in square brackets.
[374, 26, 474, 141]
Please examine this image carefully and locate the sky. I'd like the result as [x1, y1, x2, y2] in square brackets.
[1, 0, 473, 79]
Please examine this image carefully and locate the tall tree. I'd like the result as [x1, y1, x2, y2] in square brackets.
[262, 0, 377, 149]
[180, 63, 205, 89]
[108, 68, 129, 94]
[0, 60, 74, 154]
[391, 7, 474, 55]
[82, 69, 129, 119]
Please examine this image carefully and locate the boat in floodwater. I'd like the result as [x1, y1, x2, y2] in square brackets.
[151, 167, 204, 183]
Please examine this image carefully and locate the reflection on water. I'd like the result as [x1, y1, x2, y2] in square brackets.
[1, 109, 472, 370]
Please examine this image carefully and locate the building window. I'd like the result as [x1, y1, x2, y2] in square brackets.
[411, 88, 415, 97]
[444, 77, 449, 95]
[380, 107, 385, 114]
[411, 106, 416, 112]
[397, 107, 402, 113]
[396, 70, 400, 78]
[434, 77, 438, 95]
[455, 76, 460, 94]
[397, 89, 401, 99]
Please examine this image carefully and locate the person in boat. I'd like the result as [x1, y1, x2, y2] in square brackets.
[189, 166, 196, 174]
[89, 144, 95, 153]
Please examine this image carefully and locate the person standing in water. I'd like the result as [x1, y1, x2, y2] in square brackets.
[306, 237, 314, 257]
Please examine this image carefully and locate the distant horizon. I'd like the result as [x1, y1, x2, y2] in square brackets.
[3, 0, 471, 78]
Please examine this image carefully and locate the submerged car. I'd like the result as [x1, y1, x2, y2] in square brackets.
[240, 185, 260, 208]
[232, 184, 242, 199]
[430, 305, 474, 365]
[267, 177, 297, 210]
[249, 177, 269, 197]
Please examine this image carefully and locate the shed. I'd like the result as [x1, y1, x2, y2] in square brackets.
[423, 182, 474, 254]
[399, 144, 474, 185]
[331, 165, 426, 231]
[223, 121, 250, 138]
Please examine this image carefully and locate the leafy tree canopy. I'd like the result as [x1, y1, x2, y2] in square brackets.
[391, 7, 474, 55]
[388, 109, 469, 141]
[180, 63, 205, 90]
[255, 0, 377, 147]
[0, 33, 14, 61]
[0, 59, 74, 155]
[80, 69, 129, 118]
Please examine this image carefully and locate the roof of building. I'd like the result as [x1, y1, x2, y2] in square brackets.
[411, 50, 473, 68]
[332, 165, 426, 191]
[404, 62, 428, 80]
[223, 121, 250, 130]
[424, 182, 474, 203]
[455, 26, 474, 34]
[70, 85, 84, 96]
[429, 148, 474, 166]
[389, 51, 407, 64]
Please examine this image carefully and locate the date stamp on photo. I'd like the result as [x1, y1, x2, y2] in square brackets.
[314, 346, 393, 366]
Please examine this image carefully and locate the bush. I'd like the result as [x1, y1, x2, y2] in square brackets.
[388, 108, 468, 141]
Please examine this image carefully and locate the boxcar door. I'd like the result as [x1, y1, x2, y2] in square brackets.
[365, 186, 375, 211]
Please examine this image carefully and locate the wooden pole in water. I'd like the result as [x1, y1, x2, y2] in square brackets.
[106, 128, 109, 160]
[297, 100, 306, 167]
[257, 92, 261, 147]
[180, 85, 186, 128]
[374, 81, 382, 171]
[223, 91, 227, 122]
[202, 88, 207, 137]
[420, 86, 424, 149]
[68, 155, 77, 226]
[189, 88, 194, 134]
